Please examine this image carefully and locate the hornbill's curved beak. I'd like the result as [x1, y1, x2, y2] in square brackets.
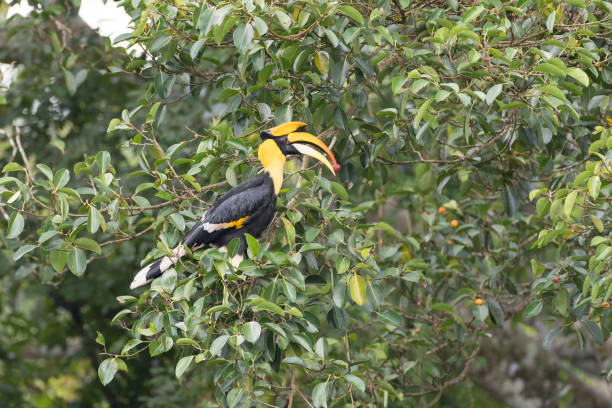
[261, 121, 341, 175]
[287, 132, 340, 175]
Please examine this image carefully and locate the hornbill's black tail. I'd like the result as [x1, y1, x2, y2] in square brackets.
[130, 246, 186, 289]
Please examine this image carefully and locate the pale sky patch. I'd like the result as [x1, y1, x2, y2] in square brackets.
[8, 0, 132, 42]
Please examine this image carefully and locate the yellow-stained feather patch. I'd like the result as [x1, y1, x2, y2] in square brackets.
[227, 216, 249, 229]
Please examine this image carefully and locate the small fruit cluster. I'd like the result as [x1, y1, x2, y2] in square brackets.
[438, 206, 459, 228]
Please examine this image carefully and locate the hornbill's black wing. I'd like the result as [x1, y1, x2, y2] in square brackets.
[182, 175, 275, 248]
[130, 176, 276, 289]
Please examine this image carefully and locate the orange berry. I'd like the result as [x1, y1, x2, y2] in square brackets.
[553, 276, 560, 282]
[438, 206, 446, 214]
[475, 298, 484, 306]
[595, 62, 601, 68]
[603, 302, 610, 309]
[450, 219, 459, 228]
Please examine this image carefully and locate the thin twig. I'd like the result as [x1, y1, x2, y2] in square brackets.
[287, 368, 296, 408]
[13, 128, 33, 181]
[295, 386, 315, 408]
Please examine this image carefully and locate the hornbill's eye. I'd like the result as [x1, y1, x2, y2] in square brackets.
[280, 137, 288, 144]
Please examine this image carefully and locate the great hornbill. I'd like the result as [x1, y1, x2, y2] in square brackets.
[130, 121, 340, 289]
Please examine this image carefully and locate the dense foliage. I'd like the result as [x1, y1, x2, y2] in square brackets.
[2, 0, 612, 407]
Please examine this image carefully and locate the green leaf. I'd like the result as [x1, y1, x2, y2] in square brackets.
[331, 182, 349, 200]
[414, 98, 432, 128]
[95, 331, 105, 346]
[431, 302, 455, 315]
[176, 338, 199, 346]
[227, 388, 246, 408]
[312, 382, 328, 408]
[546, 10, 556, 33]
[225, 166, 237, 187]
[175, 355, 194, 379]
[539, 85, 566, 101]
[144, 102, 161, 123]
[534, 63, 566, 77]
[488, 300, 504, 329]
[65, 70, 77, 95]
[107, 118, 122, 133]
[197, 6, 215, 35]
[245, 233, 259, 257]
[349, 274, 367, 306]
[253, 16, 268, 36]
[315, 337, 329, 360]
[305, 227, 321, 242]
[149, 33, 172, 52]
[336, 257, 350, 274]
[529, 188, 547, 201]
[150, 335, 173, 356]
[75, 237, 101, 255]
[582, 319, 604, 344]
[344, 374, 366, 393]
[50, 250, 68, 273]
[282, 218, 295, 245]
[67, 247, 86, 277]
[543, 326, 563, 349]
[462, 5, 485, 23]
[36, 164, 54, 181]
[169, 213, 185, 232]
[98, 358, 118, 386]
[253, 299, 285, 316]
[337, 5, 364, 25]
[273, 8, 291, 31]
[485, 84, 503, 105]
[588, 176, 601, 199]
[50, 30, 62, 54]
[523, 301, 543, 318]
[282, 356, 304, 367]
[95, 151, 111, 173]
[590, 215, 604, 233]
[290, 333, 313, 353]
[121, 339, 143, 355]
[554, 289, 569, 316]
[377, 310, 403, 327]
[88, 206, 100, 234]
[3, 162, 24, 173]
[6, 212, 24, 239]
[38, 230, 59, 243]
[210, 334, 229, 357]
[233, 23, 254, 54]
[563, 190, 577, 218]
[596, 246, 612, 261]
[314, 51, 329, 75]
[567, 67, 589, 86]
[243, 321, 261, 343]
[13, 245, 37, 261]
[111, 309, 133, 324]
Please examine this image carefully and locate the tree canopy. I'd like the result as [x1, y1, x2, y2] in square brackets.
[1, 0, 612, 407]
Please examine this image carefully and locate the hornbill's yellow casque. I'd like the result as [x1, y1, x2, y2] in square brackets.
[130, 121, 340, 289]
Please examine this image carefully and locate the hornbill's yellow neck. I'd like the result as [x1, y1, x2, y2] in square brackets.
[258, 139, 286, 194]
